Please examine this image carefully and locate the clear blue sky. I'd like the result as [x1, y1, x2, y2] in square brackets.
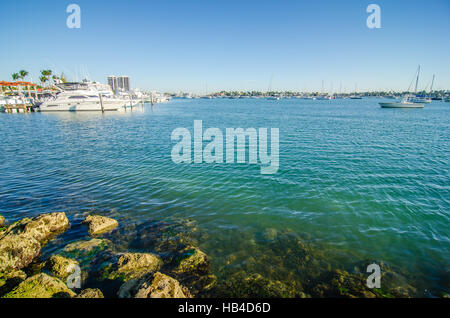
[1, 0, 449, 93]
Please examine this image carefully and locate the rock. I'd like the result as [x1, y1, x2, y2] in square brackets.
[0, 215, 5, 227]
[45, 255, 79, 281]
[76, 288, 104, 298]
[212, 271, 302, 298]
[0, 269, 27, 296]
[22, 212, 69, 244]
[62, 238, 113, 267]
[116, 253, 162, 278]
[119, 272, 188, 298]
[100, 252, 163, 283]
[3, 273, 76, 298]
[312, 270, 377, 298]
[175, 247, 210, 274]
[262, 228, 278, 241]
[0, 212, 69, 272]
[82, 215, 118, 236]
[0, 234, 41, 272]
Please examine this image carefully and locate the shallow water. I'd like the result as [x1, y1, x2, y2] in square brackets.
[0, 98, 449, 296]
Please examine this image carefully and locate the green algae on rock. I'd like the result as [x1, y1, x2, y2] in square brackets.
[62, 238, 113, 265]
[3, 273, 76, 298]
[82, 215, 118, 236]
[45, 255, 79, 281]
[211, 271, 304, 298]
[76, 288, 104, 298]
[311, 269, 377, 298]
[175, 247, 210, 275]
[0, 269, 27, 296]
[0, 215, 5, 227]
[99, 252, 163, 283]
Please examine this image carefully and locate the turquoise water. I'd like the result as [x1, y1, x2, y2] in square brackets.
[0, 98, 449, 296]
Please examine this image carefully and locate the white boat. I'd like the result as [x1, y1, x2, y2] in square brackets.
[40, 82, 127, 112]
[380, 97, 425, 108]
[380, 66, 425, 109]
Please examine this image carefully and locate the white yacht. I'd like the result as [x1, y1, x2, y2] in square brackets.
[380, 96, 425, 108]
[39, 81, 127, 112]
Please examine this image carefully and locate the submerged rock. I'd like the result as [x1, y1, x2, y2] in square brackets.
[312, 269, 376, 298]
[63, 238, 112, 261]
[3, 273, 76, 298]
[82, 215, 118, 236]
[116, 253, 162, 278]
[119, 272, 189, 298]
[76, 288, 104, 298]
[100, 252, 163, 283]
[212, 271, 303, 298]
[45, 255, 79, 281]
[175, 247, 210, 275]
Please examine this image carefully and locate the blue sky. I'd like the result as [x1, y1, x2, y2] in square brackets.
[1, 0, 449, 93]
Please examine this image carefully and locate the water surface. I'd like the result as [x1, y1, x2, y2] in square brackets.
[0, 98, 448, 296]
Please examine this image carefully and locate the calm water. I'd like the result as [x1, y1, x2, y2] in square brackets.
[0, 98, 449, 296]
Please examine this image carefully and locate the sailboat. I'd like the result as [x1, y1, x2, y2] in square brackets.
[379, 66, 425, 108]
[410, 74, 434, 104]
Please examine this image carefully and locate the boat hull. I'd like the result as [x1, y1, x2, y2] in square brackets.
[379, 102, 424, 108]
[39, 100, 126, 112]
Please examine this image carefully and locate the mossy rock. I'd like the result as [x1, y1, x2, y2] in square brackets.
[0, 215, 5, 227]
[0, 212, 70, 272]
[3, 273, 76, 298]
[0, 269, 27, 296]
[45, 255, 79, 281]
[76, 288, 104, 298]
[212, 271, 303, 298]
[311, 270, 377, 298]
[119, 272, 189, 298]
[99, 252, 163, 283]
[175, 247, 210, 275]
[61, 238, 113, 266]
[0, 234, 41, 272]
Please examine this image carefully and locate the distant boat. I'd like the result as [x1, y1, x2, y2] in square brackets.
[445, 97, 450, 103]
[349, 95, 362, 99]
[380, 97, 424, 108]
[380, 66, 424, 109]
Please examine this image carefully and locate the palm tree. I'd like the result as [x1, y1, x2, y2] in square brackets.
[19, 70, 29, 81]
[12, 73, 20, 81]
[40, 75, 48, 87]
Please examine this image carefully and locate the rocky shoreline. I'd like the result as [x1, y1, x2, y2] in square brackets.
[0, 212, 445, 298]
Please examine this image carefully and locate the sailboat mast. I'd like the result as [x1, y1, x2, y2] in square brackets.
[430, 75, 435, 93]
[414, 65, 420, 94]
